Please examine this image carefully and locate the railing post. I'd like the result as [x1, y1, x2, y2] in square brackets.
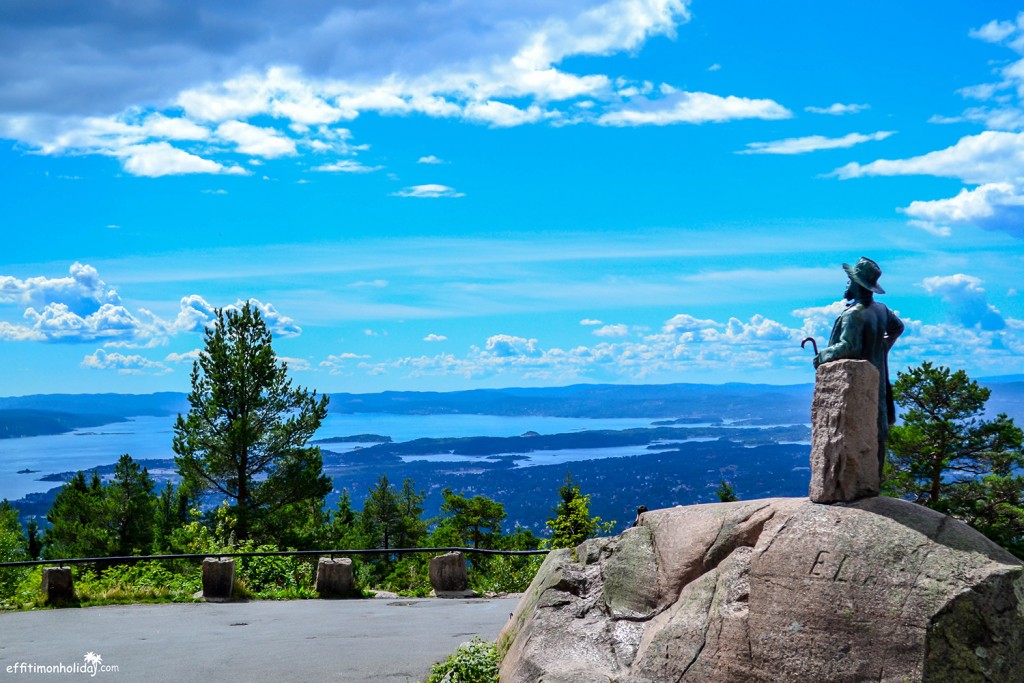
[315, 557, 354, 597]
[202, 557, 235, 602]
[429, 551, 473, 597]
[41, 566, 75, 605]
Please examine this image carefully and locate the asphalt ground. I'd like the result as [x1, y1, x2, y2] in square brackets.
[0, 597, 521, 682]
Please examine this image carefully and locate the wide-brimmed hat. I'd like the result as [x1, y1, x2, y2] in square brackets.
[843, 257, 885, 294]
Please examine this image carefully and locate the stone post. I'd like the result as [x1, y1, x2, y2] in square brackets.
[315, 557, 354, 597]
[42, 566, 75, 605]
[809, 359, 880, 503]
[202, 557, 235, 602]
[429, 551, 469, 596]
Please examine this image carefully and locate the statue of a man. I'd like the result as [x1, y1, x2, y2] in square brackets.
[814, 257, 904, 480]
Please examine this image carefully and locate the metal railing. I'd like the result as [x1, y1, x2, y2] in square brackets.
[0, 546, 550, 569]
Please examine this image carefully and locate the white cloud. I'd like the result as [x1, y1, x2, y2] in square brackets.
[805, 103, 869, 116]
[593, 323, 629, 337]
[833, 131, 1024, 184]
[313, 160, 383, 173]
[349, 279, 389, 288]
[215, 120, 297, 158]
[82, 349, 170, 375]
[0, 262, 120, 313]
[417, 155, 444, 164]
[392, 184, 465, 198]
[279, 356, 312, 371]
[164, 349, 203, 364]
[579, 318, 603, 325]
[598, 90, 791, 126]
[707, 64, 721, 72]
[901, 182, 1024, 238]
[919, 274, 1006, 330]
[740, 131, 893, 155]
[118, 142, 249, 177]
[0, 0, 821, 184]
[970, 18, 1019, 44]
[424, 333, 448, 342]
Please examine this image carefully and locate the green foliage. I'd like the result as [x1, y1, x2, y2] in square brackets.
[545, 471, 615, 549]
[173, 301, 331, 543]
[423, 638, 499, 683]
[43, 456, 159, 559]
[0, 500, 31, 606]
[886, 362, 1024, 556]
[716, 480, 738, 502]
[108, 454, 157, 555]
[360, 475, 426, 550]
[325, 490, 360, 548]
[470, 554, 544, 594]
[233, 541, 318, 598]
[43, 471, 115, 559]
[70, 562, 201, 605]
[439, 489, 506, 549]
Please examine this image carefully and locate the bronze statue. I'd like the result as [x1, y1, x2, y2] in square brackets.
[811, 257, 904, 480]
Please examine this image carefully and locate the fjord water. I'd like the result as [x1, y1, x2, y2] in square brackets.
[0, 413, 658, 501]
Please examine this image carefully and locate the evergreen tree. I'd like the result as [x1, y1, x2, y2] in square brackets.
[438, 488, 506, 549]
[44, 471, 114, 559]
[108, 454, 157, 555]
[886, 362, 1024, 555]
[394, 478, 427, 549]
[153, 483, 191, 553]
[360, 475, 402, 549]
[172, 302, 331, 542]
[545, 471, 613, 549]
[326, 490, 360, 548]
[716, 480, 738, 502]
[0, 500, 28, 601]
[25, 518, 42, 560]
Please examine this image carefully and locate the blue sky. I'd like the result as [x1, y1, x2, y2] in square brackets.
[2, 1, 1023, 395]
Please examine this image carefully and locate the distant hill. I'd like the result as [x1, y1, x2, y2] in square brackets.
[0, 410, 127, 439]
[0, 392, 188, 418]
[325, 382, 815, 421]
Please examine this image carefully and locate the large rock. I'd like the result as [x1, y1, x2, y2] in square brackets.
[41, 566, 75, 605]
[810, 359, 879, 503]
[498, 497, 1024, 682]
[315, 557, 354, 597]
[202, 557, 235, 602]
[429, 552, 468, 595]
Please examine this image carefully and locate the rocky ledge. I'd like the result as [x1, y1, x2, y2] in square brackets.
[497, 497, 1024, 682]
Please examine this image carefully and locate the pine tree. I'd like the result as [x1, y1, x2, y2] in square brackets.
[172, 302, 331, 542]
[545, 471, 612, 549]
[108, 454, 156, 555]
[438, 488, 506, 549]
[887, 362, 1024, 555]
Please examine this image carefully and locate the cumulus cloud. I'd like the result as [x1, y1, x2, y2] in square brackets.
[593, 323, 629, 337]
[313, 160, 383, 173]
[0, 265, 301, 345]
[215, 121, 297, 158]
[805, 103, 869, 116]
[597, 91, 790, 126]
[82, 349, 170, 375]
[164, 349, 203, 364]
[0, 1, 809, 176]
[579, 318, 603, 325]
[739, 131, 893, 155]
[391, 184, 465, 198]
[901, 182, 1024, 238]
[0, 262, 120, 314]
[832, 131, 1024, 184]
[118, 142, 249, 177]
[424, 333, 448, 342]
[920, 274, 1006, 330]
[418, 155, 444, 164]
[319, 352, 372, 375]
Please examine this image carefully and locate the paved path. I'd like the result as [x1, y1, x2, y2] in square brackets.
[0, 597, 520, 682]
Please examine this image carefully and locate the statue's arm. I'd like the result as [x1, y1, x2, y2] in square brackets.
[885, 309, 904, 350]
[815, 309, 862, 366]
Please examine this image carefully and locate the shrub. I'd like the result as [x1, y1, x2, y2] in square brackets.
[423, 638, 499, 683]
